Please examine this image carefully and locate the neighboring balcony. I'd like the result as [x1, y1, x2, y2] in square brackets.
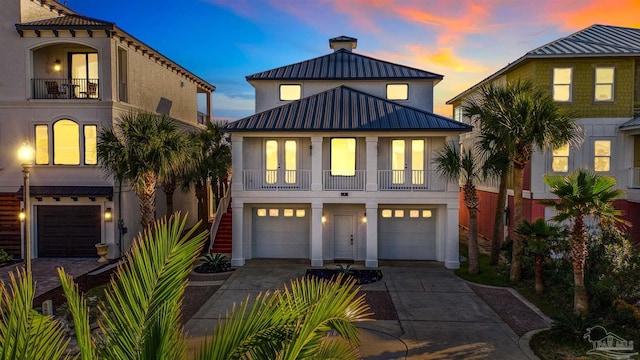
[32, 78, 99, 100]
[241, 169, 445, 191]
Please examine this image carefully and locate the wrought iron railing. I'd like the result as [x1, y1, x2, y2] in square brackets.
[32, 78, 99, 99]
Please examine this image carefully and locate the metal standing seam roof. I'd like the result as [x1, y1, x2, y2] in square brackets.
[447, 24, 640, 104]
[223, 85, 471, 132]
[246, 49, 444, 81]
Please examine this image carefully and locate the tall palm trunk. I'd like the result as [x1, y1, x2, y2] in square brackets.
[534, 255, 544, 293]
[510, 163, 525, 282]
[137, 171, 157, 229]
[464, 181, 480, 275]
[195, 182, 208, 234]
[571, 217, 589, 314]
[491, 170, 508, 265]
[162, 178, 176, 216]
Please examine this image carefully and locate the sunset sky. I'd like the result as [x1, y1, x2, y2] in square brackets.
[66, 0, 640, 120]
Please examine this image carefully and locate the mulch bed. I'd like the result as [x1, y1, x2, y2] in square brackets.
[469, 284, 550, 336]
[305, 268, 383, 285]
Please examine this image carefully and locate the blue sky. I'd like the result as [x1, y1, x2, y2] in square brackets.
[66, 0, 640, 120]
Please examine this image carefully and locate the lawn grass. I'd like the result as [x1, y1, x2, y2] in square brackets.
[455, 243, 511, 287]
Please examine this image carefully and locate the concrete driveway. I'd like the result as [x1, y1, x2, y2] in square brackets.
[185, 260, 547, 359]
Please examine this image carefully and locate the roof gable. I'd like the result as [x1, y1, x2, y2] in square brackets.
[246, 49, 443, 81]
[224, 86, 471, 133]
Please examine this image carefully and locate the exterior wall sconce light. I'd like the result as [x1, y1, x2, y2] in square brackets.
[363, 211, 367, 223]
[19, 208, 25, 221]
[322, 214, 326, 223]
[54, 59, 61, 72]
[104, 207, 113, 222]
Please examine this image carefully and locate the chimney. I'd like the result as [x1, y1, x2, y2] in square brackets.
[329, 36, 357, 52]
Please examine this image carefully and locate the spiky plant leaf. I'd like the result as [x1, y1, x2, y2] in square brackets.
[95, 213, 207, 360]
[0, 268, 69, 360]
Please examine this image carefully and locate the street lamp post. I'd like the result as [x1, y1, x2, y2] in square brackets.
[18, 142, 35, 274]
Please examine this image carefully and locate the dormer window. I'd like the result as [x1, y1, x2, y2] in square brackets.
[386, 84, 408, 100]
[280, 84, 301, 101]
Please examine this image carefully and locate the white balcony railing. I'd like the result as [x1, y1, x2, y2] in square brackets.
[323, 170, 366, 190]
[243, 170, 310, 191]
[631, 167, 640, 189]
[378, 170, 445, 191]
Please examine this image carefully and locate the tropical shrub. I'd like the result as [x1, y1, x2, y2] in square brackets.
[194, 253, 231, 273]
[0, 249, 12, 265]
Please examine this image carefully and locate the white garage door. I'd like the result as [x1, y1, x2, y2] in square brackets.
[378, 208, 436, 260]
[252, 207, 309, 258]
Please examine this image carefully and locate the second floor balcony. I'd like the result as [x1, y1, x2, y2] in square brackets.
[32, 78, 99, 100]
[241, 169, 446, 192]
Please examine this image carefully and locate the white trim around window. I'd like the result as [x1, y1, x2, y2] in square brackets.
[594, 66, 615, 102]
[553, 67, 572, 102]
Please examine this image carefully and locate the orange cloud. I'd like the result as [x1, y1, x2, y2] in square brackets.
[545, 0, 640, 30]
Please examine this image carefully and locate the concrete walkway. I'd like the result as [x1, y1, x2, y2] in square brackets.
[185, 260, 550, 359]
[0, 258, 104, 298]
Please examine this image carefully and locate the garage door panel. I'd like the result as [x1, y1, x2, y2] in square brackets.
[252, 209, 309, 259]
[37, 205, 101, 257]
[379, 209, 436, 260]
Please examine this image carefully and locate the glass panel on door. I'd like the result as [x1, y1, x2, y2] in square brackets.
[266, 140, 278, 184]
[412, 140, 424, 185]
[392, 140, 405, 184]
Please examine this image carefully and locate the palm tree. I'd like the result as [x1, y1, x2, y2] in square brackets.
[541, 169, 626, 313]
[515, 218, 564, 293]
[181, 121, 231, 230]
[435, 141, 483, 274]
[465, 80, 581, 282]
[97, 112, 194, 228]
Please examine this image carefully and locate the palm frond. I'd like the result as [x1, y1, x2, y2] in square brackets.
[58, 269, 97, 360]
[97, 213, 207, 359]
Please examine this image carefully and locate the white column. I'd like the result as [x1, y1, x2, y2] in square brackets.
[311, 137, 323, 191]
[231, 136, 243, 193]
[311, 202, 323, 266]
[444, 204, 460, 269]
[366, 136, 378, 192]
[231, 201, 245, 266]
[365, 202, 378, 268]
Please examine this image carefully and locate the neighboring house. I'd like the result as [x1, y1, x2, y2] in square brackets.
[0, 0, 215, 259]
[447, 24, 640, 242]
[224, 36, 471, 268]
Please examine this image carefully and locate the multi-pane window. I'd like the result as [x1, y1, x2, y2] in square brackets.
[453, 106, 463, 122]
[34, 120, 97, 165]
[265, 139, 297, 184]
[280, 84, 301, 101]
[594, 140, 611, 172]
[331, 138, 356, 176]
[386, 84, 408, 100]
[552, 144, 569, 172]
[553, 68, 572, 102]
[392, 139, 425, 184]
[594, 67, 614, 101]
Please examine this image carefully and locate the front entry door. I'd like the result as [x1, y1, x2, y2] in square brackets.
[334, 214, 355, 260]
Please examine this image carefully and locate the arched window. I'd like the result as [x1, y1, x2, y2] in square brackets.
[53, 120, 80, 164]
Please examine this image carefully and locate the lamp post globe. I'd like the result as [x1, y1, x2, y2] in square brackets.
[17, 141, 34, 274]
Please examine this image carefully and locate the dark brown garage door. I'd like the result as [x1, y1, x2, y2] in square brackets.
[37, 205, 101, 257]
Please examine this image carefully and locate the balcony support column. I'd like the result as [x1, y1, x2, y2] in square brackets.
[365, 202, 378, 268]
[366, 136, 378, 192]
[231, 136, 243, 193]
[311, 202, 323, 266]
[311, 137, 323, 191]
[231, 200, 245, 267]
